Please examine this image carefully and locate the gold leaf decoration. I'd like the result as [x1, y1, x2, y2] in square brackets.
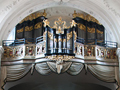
[73, 31, 77, 41]
[34, 22, 42, 29]
[67, 31, 73, 41]
[77, 23, 86, 31]
[52, 17, 69, 30]
[43, 19, 50, 27]
[73, 10, 101, 25]
[48, 31, 53, 40]
[70, 20, 77, 27]
[19, 10, 47, 24]
[25, 26, 29, 31]
[17, 28, 24, 33]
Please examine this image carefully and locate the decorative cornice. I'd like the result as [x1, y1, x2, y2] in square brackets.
[72, 10, 101, 25]
[19, 10, 47, 23]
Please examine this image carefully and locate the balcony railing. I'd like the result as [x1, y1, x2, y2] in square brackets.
[76, 37, 118, 48]
[1, 36, 118, 66]
[2, 39, 25, 46]
[2, 36, 118, 48]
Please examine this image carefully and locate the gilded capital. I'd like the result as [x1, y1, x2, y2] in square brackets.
[43, 19, 50, 27]
[70, 20, 77, 27]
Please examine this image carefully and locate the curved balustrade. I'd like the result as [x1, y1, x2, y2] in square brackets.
[75, 43, 117, 60]
[1, 37, 118, 66]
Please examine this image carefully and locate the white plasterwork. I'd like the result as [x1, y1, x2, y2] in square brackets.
[0, 0, 120, 45]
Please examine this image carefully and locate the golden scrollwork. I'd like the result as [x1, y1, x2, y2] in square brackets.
[52, 21, 57, 29]
[52, 17, 69, 30]
[87, 27, 103, 34]
[48, 31, 53, 40]
[36, 12, 43, 18]
[85, 15, 101, 25]
[29, 26, 33, 31]
[97, 29, 103, 34]
[77, 23, 86, 31]
[17, 28, 24, 33]
[46, 55, 74, 61]
[28, 15, 33, 21]
[19, 10, 47, 24]
[67, 31, 73, 41]
[25, 26, 29, 31]
[43, 31, 47, 41]
[87, 27, 95, 33]
[72, 10, 77, 18]
[43, 10, 47, 17]
[85, 15, 91, 22]
[77, 23, 103, 34]
[19, 19, 24, 24]
[73, 31, 77, 41]
[43, 31, 54, 41]
[32, 13, 36, 20]
[34, 22, 42, 29]
[56, 26, 64, 34]
[72, 10, 101, 25]
[70, 20, 77, 27]
[43, 19, 50, 27]
[72, 10, 85, 19]
[63, 21, 70, 29]
[21, 26, 33, 32]
[24, 24, 42, 32]
[77, 13, 85, 19]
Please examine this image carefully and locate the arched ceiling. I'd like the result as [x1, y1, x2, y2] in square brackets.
[36, 7, 87, 27]
[42, 7, 87, 18]
[0, 0, 120, 46]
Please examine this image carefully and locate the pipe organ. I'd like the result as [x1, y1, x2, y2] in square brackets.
[1, 10, 119, 90]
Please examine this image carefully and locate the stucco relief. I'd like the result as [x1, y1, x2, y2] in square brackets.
[68, 0, 104, 26]
[103, 0, 120, 17]
[0, 0, 21, 15]
[0, 0, 119, 47]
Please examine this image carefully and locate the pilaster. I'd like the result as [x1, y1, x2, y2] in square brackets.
[0, 46, 4, 90]
[117, 48, 120, 90]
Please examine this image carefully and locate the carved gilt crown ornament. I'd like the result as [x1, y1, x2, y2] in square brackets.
[43, 16, 78, 73]
[43, 17, 77, 62]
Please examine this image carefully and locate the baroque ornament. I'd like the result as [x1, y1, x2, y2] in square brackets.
[43, 17, 77, 73]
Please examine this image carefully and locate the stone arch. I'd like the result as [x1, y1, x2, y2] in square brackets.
[0, 0, 119, 46]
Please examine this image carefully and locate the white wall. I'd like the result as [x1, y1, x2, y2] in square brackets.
[7, 27, 15, 40]
[0, 0, 120, 46]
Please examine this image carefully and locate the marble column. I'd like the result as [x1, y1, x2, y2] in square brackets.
[0, 46, 4, 90]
